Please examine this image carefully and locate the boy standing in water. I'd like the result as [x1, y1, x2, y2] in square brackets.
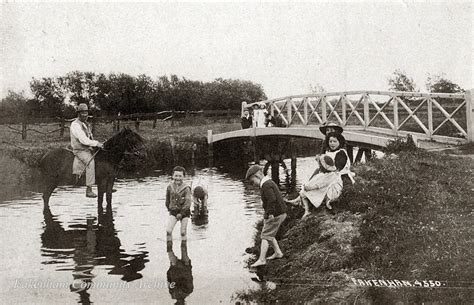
[246, 165, 287, 267]
[166, 166, 192, 241]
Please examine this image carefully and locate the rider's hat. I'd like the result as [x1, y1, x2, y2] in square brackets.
[76, 103, 89, 112]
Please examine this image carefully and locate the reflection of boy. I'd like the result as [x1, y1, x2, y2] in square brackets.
[167, 240, 193, 305]
[192, 186, 208, 216]
[165, 166, 192, 241]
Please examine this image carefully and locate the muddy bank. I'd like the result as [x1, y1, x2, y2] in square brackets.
[238, 150, 474, 304]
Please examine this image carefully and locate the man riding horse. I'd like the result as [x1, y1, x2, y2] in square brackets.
[70, 103, 104, 198]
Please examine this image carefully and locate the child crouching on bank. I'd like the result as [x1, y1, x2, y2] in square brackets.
[166, 166, 192, 241]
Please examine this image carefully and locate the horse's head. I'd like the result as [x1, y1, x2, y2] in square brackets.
[105, 127, 147, 160]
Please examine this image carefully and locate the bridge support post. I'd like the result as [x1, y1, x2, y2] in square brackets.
[466, 89, 473, 142]
[241, 101, 247, 117]
[346, 144, 354, 164]
[207, 130, 213, 161]
[290, 138, 297, 187]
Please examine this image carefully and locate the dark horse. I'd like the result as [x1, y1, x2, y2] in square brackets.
[39, 127, 147, 207]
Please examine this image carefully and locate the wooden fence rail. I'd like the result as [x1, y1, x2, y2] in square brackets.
[2, 109, 241, 140]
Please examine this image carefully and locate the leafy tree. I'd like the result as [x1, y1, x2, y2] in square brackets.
[0, 90, 30, 119]
[425, 73, 464, 93]
[30, 77, 69, 117]
[25, 72, 267, 116]
[387, 70, 417, 92]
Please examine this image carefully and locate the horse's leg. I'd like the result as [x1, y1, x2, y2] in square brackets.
[42, 181, 57, 207]
[105, 177, 114, 206]
[97, 179, 106, 211]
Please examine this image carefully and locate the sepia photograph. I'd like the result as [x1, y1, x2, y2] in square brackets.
[1, 1, 473, 304]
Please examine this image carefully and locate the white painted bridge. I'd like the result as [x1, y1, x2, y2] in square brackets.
[208, 90, 473, 150]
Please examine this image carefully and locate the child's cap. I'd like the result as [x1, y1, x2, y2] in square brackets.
[245, 165, 262, 179]
[319, 155, 337, 172]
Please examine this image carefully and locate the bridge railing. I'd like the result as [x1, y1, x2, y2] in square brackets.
[243, 90, 473, 144]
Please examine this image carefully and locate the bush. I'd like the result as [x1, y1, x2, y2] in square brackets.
[383, 134, 418, 155]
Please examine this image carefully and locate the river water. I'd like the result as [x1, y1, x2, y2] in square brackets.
[0, 157, 322, 304]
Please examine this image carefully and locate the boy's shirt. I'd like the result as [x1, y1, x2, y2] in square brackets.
[259, 177, 287, 219]
[166, 182, 192, 212]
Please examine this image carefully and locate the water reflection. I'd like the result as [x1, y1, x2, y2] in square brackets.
[41, 204, 149, 304]
[167, 240, 193, 305]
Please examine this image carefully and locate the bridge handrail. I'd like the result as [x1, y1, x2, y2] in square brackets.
[242, 89, 473, 143]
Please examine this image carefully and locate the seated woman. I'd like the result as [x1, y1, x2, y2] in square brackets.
[324, 132, 355, 189]
[311, 132, 355, 188]
[285, 154, 343, 218]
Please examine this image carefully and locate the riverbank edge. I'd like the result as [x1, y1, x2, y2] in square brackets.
[236, 146, 474, 304]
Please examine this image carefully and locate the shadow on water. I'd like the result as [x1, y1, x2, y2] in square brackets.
[41, 204, 149, 304]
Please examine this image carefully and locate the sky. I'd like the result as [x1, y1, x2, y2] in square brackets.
[1, 1, 472, 99]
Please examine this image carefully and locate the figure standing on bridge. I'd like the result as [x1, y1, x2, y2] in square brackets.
[264, 113, 287, 128]
[241, 108, 253, 129]
[252, 103, 267, 128]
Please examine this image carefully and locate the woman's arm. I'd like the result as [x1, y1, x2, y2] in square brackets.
[335, 151, 348, 171]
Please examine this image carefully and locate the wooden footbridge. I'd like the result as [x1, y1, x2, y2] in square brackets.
[208, 90, 473, 151]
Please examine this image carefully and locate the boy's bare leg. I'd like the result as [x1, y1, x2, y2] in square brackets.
[166, 215, 178, 241]
[180, 217, 189, 240]
[267, 237, 284, 260]
[251, 239, 269, 267]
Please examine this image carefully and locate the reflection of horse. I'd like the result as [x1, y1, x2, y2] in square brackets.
[41, 204, 148, 304]
[167, 240, 193, 305]
[39, 127, 146, 206]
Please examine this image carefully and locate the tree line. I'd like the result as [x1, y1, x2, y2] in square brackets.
[1, 72, 267, 119]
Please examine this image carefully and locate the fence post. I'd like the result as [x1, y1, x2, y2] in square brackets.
[171, 110, 175, 127]
[59, 120, 65, 137]
[91, 118, 96, 135]
[466, 89, 473, 142]
[153, 118, 157, 129]
[363, 93, 369, 130]
[21, 121, 27, 140]
[427, 97, 433, 139]
[135, 117, 140, 131]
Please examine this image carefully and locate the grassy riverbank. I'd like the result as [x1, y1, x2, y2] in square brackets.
[237, 147, 474, 303]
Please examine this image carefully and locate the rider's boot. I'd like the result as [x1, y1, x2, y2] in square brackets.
[86, 186, 97, 198]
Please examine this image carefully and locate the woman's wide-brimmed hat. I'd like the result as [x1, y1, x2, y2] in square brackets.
[319, 154, 337, 172]
[319, 121, 343, 135]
